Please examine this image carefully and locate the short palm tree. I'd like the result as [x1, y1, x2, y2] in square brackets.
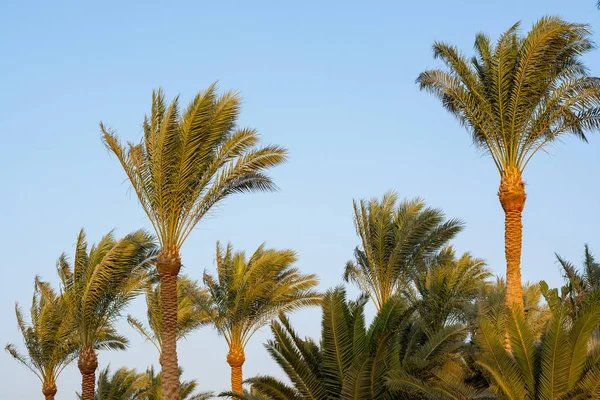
[408, 246, 491, 335]
[344, 192, 463, 311]
[5, 278, 79, 400]
[127, 275, 210, 362]
[557, 244, 600, 317]
[89, 366, 146, 400]
[138, 366, 213, 400]
[476, 281, 600, 399]
[57, 229, 157, 400]
[200, 242, 320, 393]
[101, 85, 288, 399]
[417, 17, 600, 309]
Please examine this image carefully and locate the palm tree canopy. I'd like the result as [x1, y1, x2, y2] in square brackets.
[200, 242, 321, 348]
[417, 16, 600, 175]
[344, 191, 464, 310]
[101, 84, 288, 251]
[476, 281, 600, 399]
[127, 275, 211, 354]
[92, 366, 146, 400]
[138, 366, 213, 400]
[5, 278, 79, 385]
[57, 229, 157, 349]
[557, 245, 600, 314]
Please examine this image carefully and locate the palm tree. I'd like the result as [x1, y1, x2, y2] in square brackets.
[200, 242, 320, 393]
[88, 366, 146, 400]
[5, 278, 79, 400]
[344, 192, 463, 311]
[417, 17, 600, 309]
[57, 229, 157, 400]
[407, 246, 491, 335]
[475, 281, 600, 399]
[138, 366, 213, 400]
[127, 275, 210, 362]
[557, 244, 600, 317]
[101, 85, 288, 399]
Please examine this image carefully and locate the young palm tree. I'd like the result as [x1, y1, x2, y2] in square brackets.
[475, 281, 600, 399]
[87, 366, 146, 400]
[200, 242, 320, 393]
[557, 244, 600, 317]
[138, 366, 213, 400]
[101, 85, 288, 399]
[58, 229, 157, 400]
[127, 275, 210, 362]
[417, 17, 600, 309]
[344, 192, 463, 311]
[5, 278, 79, 400]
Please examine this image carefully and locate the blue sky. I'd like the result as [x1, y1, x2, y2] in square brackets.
[1, 0, 600, 397]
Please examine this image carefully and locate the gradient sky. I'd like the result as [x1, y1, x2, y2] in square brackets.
[2, 0, 600, 398]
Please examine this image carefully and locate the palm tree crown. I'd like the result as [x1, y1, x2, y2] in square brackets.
[344, 191, 463, 310]
[57, 229, 157, 400]
[200, 242, 321, 393]
[5, 278, 79, 400]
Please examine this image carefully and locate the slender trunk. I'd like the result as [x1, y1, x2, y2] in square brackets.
[42, 382, 57, 400]
[157, 247, 182, 400]
[227, 344, 246, 393]
[498, 168, 526, 311]
[78, 346, 98, 400]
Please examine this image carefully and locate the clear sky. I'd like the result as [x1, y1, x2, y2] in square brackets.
[1, 0, 600, 398]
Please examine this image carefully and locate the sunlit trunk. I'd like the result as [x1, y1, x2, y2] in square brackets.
[227, 344, 246, 393]
[42, 381, 57, 400]
[78, 346, 98, 400]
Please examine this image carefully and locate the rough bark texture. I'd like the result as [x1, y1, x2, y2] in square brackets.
[78, 346, 98, 400]
[42, 382, 57, 400]
[227, 344, 246, 393]
[498, 168, 526, 311]
[158, 247, 182, 400]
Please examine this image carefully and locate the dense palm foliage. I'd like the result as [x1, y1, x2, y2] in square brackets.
[128, 275, 210, 361]
[136, 366, 213, 400]
[344, 192, 463, 310]
[199, 242, 321, 393]
[5, 278, 79, 400]
[476, 282, 600, 399]
[57, 229, 157, 400]
[557, 245, 600, 318]
[226, 288, 490, 399]
[417, 17, 600, 309]
[101, 84, 288, 399]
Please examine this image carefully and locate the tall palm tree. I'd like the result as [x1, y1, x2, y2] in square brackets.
[138, 366, 213, 400]
[200, 242, 320, 393]
[344, 192, 463, 311]
[127, 275, 210, 362]
[5, 278, 79, 400]
[417, 17, 600, 309]
[101, 85, 288, 399]
[475, 281, 600, 399]
[57, 229, 157, 400]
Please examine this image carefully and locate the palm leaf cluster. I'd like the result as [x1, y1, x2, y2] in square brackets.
[557, 245, 600, 317]
[344, 192, 464, 311]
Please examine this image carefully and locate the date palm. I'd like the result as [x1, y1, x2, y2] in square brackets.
[344, 192, 463, 311]
[5, 278, 79, 400]
[138, 366, 213, 400]
[417, 17, 600, 309]
[557, 244, 600, 318]
[57, 229, 157, 400]
[91, 366, 146, 400]
[101, 85, 287, 399]
[127, 275, 210, 362]
[200, 242, 320, 393]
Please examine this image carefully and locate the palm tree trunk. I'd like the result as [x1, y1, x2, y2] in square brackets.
[227, 344, 246, 393]
[157, 248, 182, 400]
[42, 382, 57, 400]
[78, 346, 98, 400]
[498, 168, 526, 310]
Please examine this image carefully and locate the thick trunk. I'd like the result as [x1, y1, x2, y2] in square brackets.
[158, 248, 182, 400]
[42, 382, 57, 400]
[227, 344, 246, 393]
[78, 346, 98, 400]
[498, 168, 526, 311]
